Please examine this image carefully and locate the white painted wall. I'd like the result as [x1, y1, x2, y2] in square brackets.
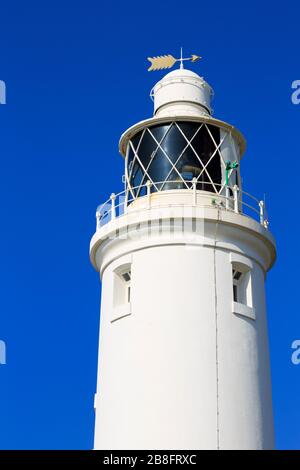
[92, 205, 275, 450]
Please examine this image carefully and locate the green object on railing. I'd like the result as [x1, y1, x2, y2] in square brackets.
[225, 160, 239, 186]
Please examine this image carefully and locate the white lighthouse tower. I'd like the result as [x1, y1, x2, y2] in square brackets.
[90, 53, 276, 450]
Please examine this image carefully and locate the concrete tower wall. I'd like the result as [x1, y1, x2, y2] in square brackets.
[92, 204, 275, 449]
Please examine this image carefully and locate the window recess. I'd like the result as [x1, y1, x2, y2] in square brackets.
[231, 260, 255, 320]
[112, 264, 132, 322]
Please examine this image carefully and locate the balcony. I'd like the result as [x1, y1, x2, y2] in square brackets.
[94, 179, 269, 232]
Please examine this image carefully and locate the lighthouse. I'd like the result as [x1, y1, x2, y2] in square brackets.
[90, 53, 276, 450]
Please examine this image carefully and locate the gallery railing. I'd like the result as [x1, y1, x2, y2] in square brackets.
[94, 180, 269, 231]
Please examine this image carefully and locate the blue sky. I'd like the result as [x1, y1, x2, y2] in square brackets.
[0, 0, 299, 449]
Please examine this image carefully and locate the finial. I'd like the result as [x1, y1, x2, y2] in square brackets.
[179, 47, 184, 70]
[147, 51, 201, 72]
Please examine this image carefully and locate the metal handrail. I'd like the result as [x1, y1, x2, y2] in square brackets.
[95, 180, 269, 231]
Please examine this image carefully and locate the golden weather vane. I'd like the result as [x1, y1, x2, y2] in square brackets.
[147, 48, 201, 72]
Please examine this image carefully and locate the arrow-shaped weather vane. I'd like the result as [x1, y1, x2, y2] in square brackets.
[147, 48, 201, 72]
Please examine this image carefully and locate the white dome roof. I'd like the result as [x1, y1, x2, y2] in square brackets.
[151, 67, 213, 118]
[160, 68, 202, 80]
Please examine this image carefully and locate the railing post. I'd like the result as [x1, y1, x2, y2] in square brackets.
[96, 211, 101, 231]
[259, 200, 264, 225]
[124, 189, 128, 214]
[146, 180, 151, 209]
[192, 177, 197, 206]
[233, 184, 239, 214]
[225, 186, 230, 209]
[110, 193, 116, 220]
